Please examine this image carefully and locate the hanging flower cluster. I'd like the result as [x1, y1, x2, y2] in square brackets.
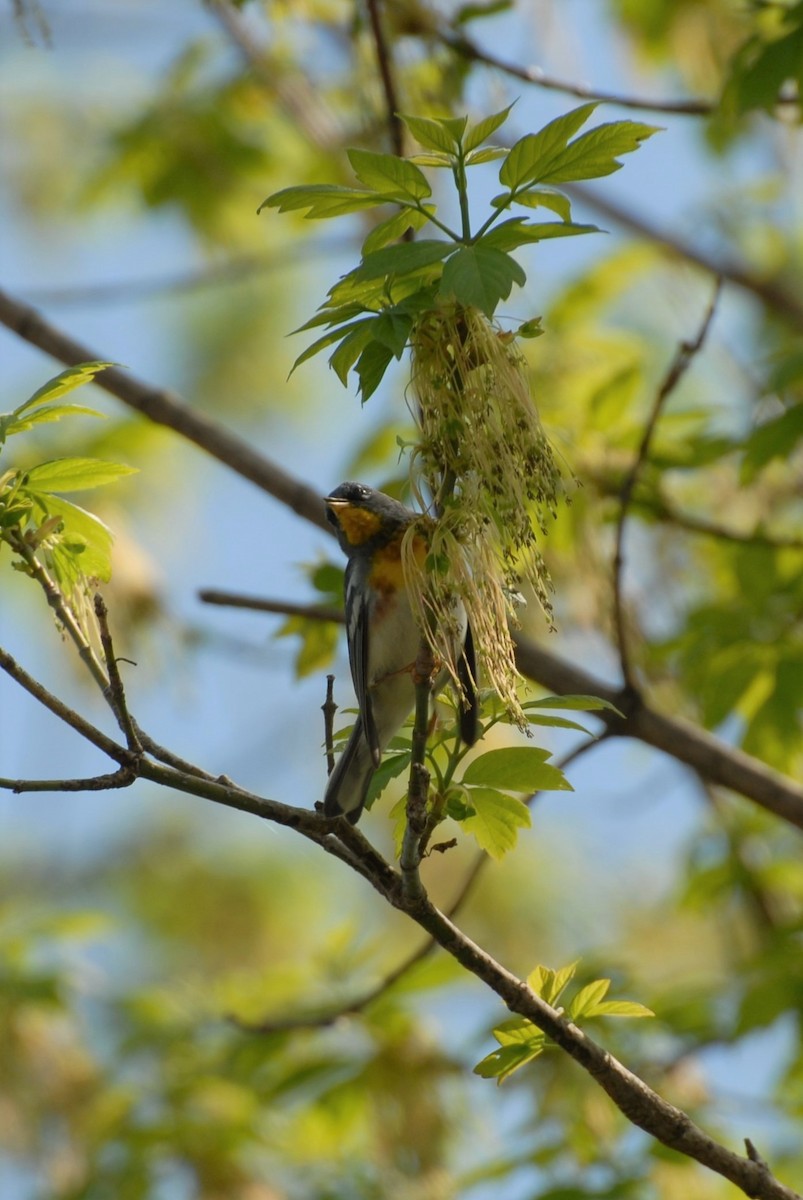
[403, 303, 563, 725]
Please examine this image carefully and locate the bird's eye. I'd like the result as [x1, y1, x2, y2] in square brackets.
[357, 485, 370, 500]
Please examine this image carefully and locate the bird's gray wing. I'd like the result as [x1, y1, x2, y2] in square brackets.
[344, 558, 381, 765]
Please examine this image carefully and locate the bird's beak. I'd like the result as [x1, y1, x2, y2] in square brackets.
[325, 496, 348, 509]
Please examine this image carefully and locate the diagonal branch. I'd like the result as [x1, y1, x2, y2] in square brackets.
[0, 287, 328, 532]
[193, 589, 803, 833]
[1, 641, 797, 1193]
[397, 890, 800, 1200]
[437, 29, 715, 116]
[612, 280, 721, 686]
[513, 633, 803, 832]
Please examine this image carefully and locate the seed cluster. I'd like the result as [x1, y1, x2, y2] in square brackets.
[405, 304, 562, 724]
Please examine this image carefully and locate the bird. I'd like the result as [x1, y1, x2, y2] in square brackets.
[322, 481, 478, 823]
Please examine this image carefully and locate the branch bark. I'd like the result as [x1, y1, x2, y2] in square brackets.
[0, 287, 329, 533]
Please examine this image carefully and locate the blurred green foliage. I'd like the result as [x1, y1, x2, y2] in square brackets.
[2, 0, 803, 1197]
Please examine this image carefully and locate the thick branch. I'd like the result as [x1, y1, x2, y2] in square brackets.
[0, 287, 328, 533]
[194, 590, 803, 834]
[1, 640, 796, 1194]
[397, 893, 800, 1200]
[513, 634, 803, 832]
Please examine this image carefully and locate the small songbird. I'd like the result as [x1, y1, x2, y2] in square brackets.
[323, 481, 478, 823]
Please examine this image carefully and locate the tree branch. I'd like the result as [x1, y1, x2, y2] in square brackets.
[1, 640, 798, 1195]
[366, 0, 407, 158]
[437, 29, 715, 116]
[204, 0, 342, 151]
[192, 588, 803, 834]
[612, 280, 720, 686]
[0, 645, 128, 764]
[199, 589, 344, 624]
[393, 890, 800, 1200]
[0, 767, 136, 793]
[0, 286, 329, 533]
[513, 634, 803, 833]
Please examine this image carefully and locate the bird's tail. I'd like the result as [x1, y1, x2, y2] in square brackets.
[322, 716, 375, 824]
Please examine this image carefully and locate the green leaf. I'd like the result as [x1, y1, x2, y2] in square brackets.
[527, 960, 579, 1006]
[25, 458, 137, 493]
[505, 187, 572, 221]
[464, 104, 515, 153]
[526, 714, 591, 733]
[568, 978, 610, 1020]
[399, 114, 460, 154]
[440, 115, 468, 141]
[347, 148, 432, 200]
[482, 218, 599, 252]
[329, 324, 377, 387]
[499, 103, 598, 188]
[455, 0, 513, 24]
[438, 244, 525, 317]
[371, 310, 413, 358]
[524, 694, 624, 715]
[294, 302, 371, 334]
[493, 1015, 543, 1046]
[357, 341, 395, 403]
[741, 404, 803, 482]
[465, 147, 509, 166]
[1, 403, 106, 442]
[461, 787, 531, 859]
[36, 495, 114, 581]
[539, 120, 661, 185]
[16, 362, 115, 414]
[408, 152, 454, 168]
[463, 747, 573, 792]
[290, 318, 375, 375]
[276, 615, 338, 678]
[365, 752, 411, 808]
[361, 206, 431, 255]
[592, 999, 654, 1018]
[473, 1041, 545, 1083]
[354, 239, 454, 282]
[259, 184, 384, 218]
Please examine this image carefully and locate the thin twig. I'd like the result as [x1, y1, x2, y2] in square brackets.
[204, 0, 342, 150]
[393, 890, 801, 1200]
[585, 469, 803, 551]
[438, 28, 800, 118]
[21, 238, 352, 308]
[8, 533, 109, 692]
[199, 590, 344, 623]
[322, 675, 337, 776]
[94, 594, 142, 753]
[437, 30, 715, 116]
[366, 0, 406, 158]
[0, 645, 128, 763]
[612, 280, 721, 687]
[0, 767, 137, 793]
